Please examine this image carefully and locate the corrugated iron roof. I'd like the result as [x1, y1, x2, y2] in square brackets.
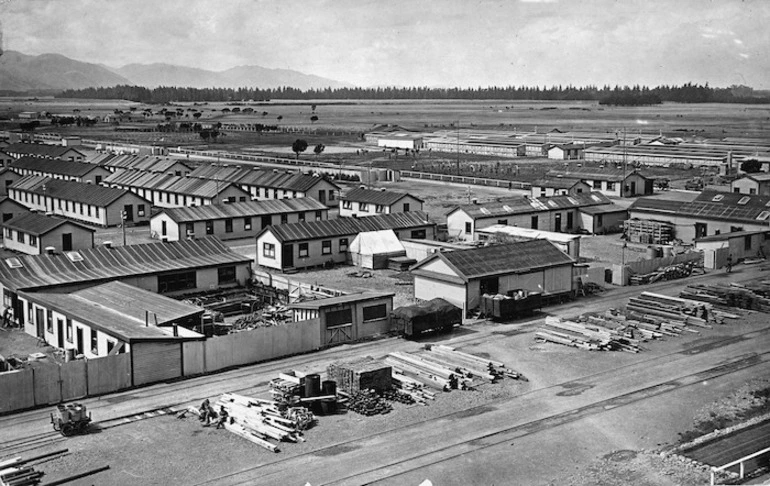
[104, 169, 244, 198]
[547, 167, 651, 182]
[289, 291, 394, 309]
[10, 175, 138, 207]
[11, 156, 101, 178]
[342, 187, 423, 205]
[579, 204, 629, 215]
[265, 211, 433, 243]
[5, 142, 85, 159]
[414, 240, 573, 281]
[19, 281, 204, 342]
[454, 192, 612, 219]
[159, 198, 327, 223]
[96, 154, 191, 173]
[187, 165, 339, 192]
[531, 177, 587, 189]
[0, 236, 251, 291]
[2, 212, 95, 235]
[629, 198, 685, 213]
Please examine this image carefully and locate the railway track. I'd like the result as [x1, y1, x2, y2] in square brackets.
[188, 333, 770, 485]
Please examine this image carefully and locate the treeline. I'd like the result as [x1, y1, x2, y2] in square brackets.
[56, 83, 770, 104]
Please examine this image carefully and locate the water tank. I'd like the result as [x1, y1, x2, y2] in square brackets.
[304, 374, 321, 398]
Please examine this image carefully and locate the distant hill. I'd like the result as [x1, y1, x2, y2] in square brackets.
[111, 62, 351, 90]
[0, 50, 131, 91]
[0, 51, 351, 92]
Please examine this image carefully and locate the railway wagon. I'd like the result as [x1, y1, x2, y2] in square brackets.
[392, 298, 462, 338]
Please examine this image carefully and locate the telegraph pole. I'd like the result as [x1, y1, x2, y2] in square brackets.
[456, 120, 461, 176]
[121, 209, 127, 246]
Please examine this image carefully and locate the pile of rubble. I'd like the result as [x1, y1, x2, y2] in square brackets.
[230, 304, 291, 331]
[628, 261, 702, 285]
[536, 291, 738, 352]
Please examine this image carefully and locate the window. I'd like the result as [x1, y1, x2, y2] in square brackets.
[107, 340, 115, 354]
[157, 271, 196, 293]
[597, 214, 604, 227]
[174, 194, 179, 205]
[87, 205, 92, 217]
[298, 212, 306, 222]
[5, 228, 11, 238]
[95, 207, 100, 218]
[58, 200, 62, 209]
[79, 203, 83, 215]
[375, 205, 385, 213]
[66, 319, 72, 343]
[606, 181, 615, 191]
[263, 242, 275, 259]
[342, 201, 352, 210]
[46, 310, 53, 333]
[16, 231, 24, 243]
[299, 243, 309, 258]
[206, 221, 214, 235]
[91, 328, 98, 354]
[95, 175, 102, 184]
[280, 214, 288, 224]
[738, 196, 751, 205]
[593, 180, 601, 189]
[339, 238, 348, 252]
[750, 188, 757, 195]
[186, 223, 194, 235]
[411, 229, 426, 239]
[730, 226, 743, 232]
[315, 210, 323, 221]
[531, 215, 538, 229]
[712, 195, 724, 202]
[328, 190, 335, 201]
[161, 221, 167, 236]
[363, 304, 387, 321]
[403, 203, 410, 212]
[225, 219, 233, 233]
[244, 217, 252, 231]
[567, 212, 574, 230]
[465, 222, 472, 234]
[745, 235, 752, 251]
[497, 219, 508, 225]
[326, 308, 353, 327]
[218, 266, 236, 285]
[29, 235, 37, 246]
[734, 188, 740, 193]
[138, 204, 146, 217]
[239, 196, 246, 202]
[322, 240, 332, 255]
[359, 202, 369, 211]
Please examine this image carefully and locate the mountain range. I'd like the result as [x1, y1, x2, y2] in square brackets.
[0, 50, 350, 92]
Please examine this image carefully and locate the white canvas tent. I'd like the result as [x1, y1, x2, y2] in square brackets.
[347, 229, 406, 269]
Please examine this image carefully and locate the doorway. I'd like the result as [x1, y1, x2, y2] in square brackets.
[57, 319, 64, 348]
[282, 244, 294, 269]
[76, 328, 84, 355]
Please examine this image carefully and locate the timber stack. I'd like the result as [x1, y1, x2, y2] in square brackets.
[535, 291, 740, 352]
[0, 466, 43, 486]
[680, 282, 770, 312]
[326, 357, 393, 395]
[214, 392, 316, 453]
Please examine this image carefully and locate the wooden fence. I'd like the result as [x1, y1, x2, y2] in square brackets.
[0, 319, 322, 415]
[400, 170, 531, 190]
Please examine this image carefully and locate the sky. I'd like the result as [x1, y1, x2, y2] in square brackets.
[3, 0, 769, 89]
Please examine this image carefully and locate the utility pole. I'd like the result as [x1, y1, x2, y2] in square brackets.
[121, 209, 127, 246]
[456, 120, 461, 176]
[622, 127, 627, 197]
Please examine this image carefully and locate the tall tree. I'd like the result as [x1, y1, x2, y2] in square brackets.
[314, 143, 325, 157]
[292, 139, 308, 159]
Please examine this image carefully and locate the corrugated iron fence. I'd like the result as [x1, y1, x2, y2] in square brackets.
[0, 319, 321, 415]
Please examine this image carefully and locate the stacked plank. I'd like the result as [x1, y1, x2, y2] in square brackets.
[0, 466, 43, 486]
[626, 291, 714, 327]
[214, 393, 316, 453]
[426, 344, 525, 381]
[326, 357, 392, 394]
[681, 283, 770, 313]
[390, 370, 437, 404]
[536, 316, 641, 352]
[386, 352, 469, 391]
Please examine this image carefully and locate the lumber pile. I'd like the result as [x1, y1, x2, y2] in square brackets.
[629, 261, 697, 286]
[535, 290, 743, 352]
[426, 344, 525, 381]
[214, 393, 316, 452]
[680, 283, 770, 312]
[0, 466, 43, 486]
[327, 357, 393, 394]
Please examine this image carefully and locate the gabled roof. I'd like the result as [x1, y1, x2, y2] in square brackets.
[289, 291, 394, 309]
[2, 212, 95, 236]
[0, 236, 251, 292]
[11, 156, 102, 178]
[187, 165, 339, 192]
[547, 167, 650, 182]
[630, 190, 770, 224]
[10, 175, 143, 207]
[157, 198, 327, 223]
[579, 204, 629, 215]
[104, 169, 247, 198]
[261, 211, 433, 243]
[530, 177, 587, 190]
[342, 187, 423, 205]
[695, 229, 770, 243]
[411, 240, 574, 282]
[451, 192, 612, 220]
[93, 154, 191, 173]
[19, 281, 204, 342]
[738, 173, 770, 182]
[5, 142, 85, 159]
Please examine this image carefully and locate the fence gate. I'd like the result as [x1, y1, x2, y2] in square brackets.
[132, 342, 182, 386]
[325, 324, 352, 345]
